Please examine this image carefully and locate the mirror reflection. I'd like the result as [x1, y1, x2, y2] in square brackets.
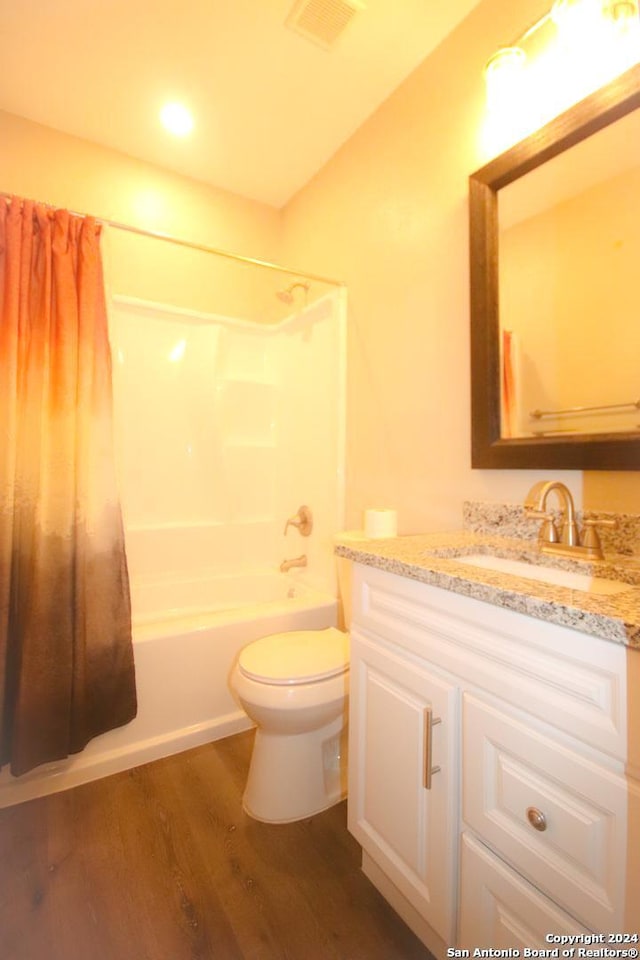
[498, 106, 640, 439]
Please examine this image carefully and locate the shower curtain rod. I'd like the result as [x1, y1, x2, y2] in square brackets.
[0, 190, 344, 287]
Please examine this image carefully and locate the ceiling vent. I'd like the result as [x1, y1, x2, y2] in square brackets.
[286, 0, 365, 50]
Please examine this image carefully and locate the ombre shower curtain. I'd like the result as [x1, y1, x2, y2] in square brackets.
[0, 197, 136, 777]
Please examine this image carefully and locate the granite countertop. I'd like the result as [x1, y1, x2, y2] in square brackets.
[336, 530, 640, 648]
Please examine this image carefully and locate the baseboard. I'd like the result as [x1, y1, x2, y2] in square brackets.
[0, 710, 254, 809]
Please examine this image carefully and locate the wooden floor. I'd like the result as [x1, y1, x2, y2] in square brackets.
[0, 730, 434, 960]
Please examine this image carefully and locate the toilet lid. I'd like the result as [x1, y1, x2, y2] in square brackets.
[238, 628, 349, 686]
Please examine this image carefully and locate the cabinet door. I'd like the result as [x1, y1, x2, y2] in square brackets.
[348, 627, 458, 943]
[459, 832, 591, 947]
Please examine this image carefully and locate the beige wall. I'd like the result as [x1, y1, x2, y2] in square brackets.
[280, 0, 640, 530]
[0, 109, 283, 320]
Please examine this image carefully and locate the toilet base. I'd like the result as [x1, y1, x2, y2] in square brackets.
[243, 716, 348, 823]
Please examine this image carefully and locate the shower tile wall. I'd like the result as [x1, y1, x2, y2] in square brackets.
[108, 293, 343, 599]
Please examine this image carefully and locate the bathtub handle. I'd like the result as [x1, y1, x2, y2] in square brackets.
[283, 505, 313, 537]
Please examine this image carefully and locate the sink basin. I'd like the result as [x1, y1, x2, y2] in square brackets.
[456, 553, 631, 596]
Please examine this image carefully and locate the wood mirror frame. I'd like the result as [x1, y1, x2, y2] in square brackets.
[469, 62, 640, 470]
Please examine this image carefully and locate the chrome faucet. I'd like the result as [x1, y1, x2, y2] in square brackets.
[524, 481, 615, 560]
[279, 554, 307, 573]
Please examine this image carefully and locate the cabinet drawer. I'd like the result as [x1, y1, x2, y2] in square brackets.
[352, 564, 627, 761]
[458, 832, 591, 947]
[462, 694, 639, 932]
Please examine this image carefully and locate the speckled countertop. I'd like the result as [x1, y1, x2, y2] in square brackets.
[336, 530, 640, 648]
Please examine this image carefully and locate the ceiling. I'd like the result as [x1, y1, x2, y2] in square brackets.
[0, 0, 480, 208]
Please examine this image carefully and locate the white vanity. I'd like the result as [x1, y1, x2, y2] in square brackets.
[338, 522, 640, 957]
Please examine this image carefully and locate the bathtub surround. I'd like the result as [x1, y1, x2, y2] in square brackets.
[110, 289, 345, 599]
[0, 197, 136, 778]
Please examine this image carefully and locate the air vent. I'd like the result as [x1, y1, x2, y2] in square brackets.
[286, 0, 365, 50]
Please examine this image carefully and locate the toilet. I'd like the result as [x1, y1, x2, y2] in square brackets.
[230, 626, 350, 823]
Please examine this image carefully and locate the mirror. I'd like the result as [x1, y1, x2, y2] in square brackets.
[469, 62, 640, 469]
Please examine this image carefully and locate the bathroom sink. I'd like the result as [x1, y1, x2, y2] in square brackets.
[456, 553, 632, 596]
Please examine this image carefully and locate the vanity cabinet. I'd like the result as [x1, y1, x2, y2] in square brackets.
[348, 562, 640, 955]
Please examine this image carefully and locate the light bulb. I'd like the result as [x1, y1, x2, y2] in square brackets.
[609, 0, 639, 27]
[551, 0, 604, 44]
[160, 103, 194, 137]
[484, 47, 527, 112]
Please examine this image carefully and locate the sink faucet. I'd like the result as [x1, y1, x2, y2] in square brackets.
[525, 480, 579, 547]
[280, 554, 307, 573]
[524, 481, 615, 560]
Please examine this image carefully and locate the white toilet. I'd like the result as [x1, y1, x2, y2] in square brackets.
[230, 626, 350, 823]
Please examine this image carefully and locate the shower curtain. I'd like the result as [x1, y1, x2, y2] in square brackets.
[0, 197, 137, 777]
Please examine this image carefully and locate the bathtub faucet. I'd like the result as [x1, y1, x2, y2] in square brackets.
[280, 555, 308, 573]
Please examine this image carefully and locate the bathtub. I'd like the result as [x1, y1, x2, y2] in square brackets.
[0, 571, 337, 809]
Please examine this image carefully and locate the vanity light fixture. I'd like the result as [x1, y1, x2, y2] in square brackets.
[550, 0, 604, 39]
[160, 102, 194, 137]
[609, 0, 640, 41]
[484, 46, 527, 110]
[484, 0, 640, 140]
[611, 0, 640, 21]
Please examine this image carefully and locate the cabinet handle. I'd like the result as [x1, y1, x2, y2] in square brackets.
[423, 708, 442, 790]
[526, 806, 547, 832]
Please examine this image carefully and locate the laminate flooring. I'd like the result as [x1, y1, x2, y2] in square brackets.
[0, 730, 434, 960]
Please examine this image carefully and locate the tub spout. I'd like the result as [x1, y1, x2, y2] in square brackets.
[280, 555, 307, 573]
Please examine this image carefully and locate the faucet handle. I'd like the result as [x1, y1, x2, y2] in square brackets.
[582, 517, 617, 530]
[581, 517, 617, 558]
[283, 504, 313, 537]
[525, 509, 559, 544]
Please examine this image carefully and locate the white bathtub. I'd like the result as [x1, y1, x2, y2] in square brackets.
[0, 572, 337, 809]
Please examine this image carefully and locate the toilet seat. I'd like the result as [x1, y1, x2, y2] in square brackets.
[238, 627, 349, 686]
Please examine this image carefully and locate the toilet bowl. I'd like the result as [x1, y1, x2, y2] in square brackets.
[230, 626, 349, 823]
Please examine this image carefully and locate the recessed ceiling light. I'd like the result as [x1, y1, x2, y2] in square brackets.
[160, 102, 194, 137]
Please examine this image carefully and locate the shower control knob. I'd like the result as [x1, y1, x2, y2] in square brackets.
[283, 505, 313, 537]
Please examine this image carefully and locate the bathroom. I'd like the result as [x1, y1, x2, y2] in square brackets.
[1, 0, 639, 955]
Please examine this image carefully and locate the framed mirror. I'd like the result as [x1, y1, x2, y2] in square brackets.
[469, 61, 640, 469]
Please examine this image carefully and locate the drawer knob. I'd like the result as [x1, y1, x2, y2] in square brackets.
[526, 806, 547, 832]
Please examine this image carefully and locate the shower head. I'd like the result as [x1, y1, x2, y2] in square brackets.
[276, 281, 309, 304]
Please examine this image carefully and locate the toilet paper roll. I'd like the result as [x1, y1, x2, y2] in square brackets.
[364, 508, 398, 539]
